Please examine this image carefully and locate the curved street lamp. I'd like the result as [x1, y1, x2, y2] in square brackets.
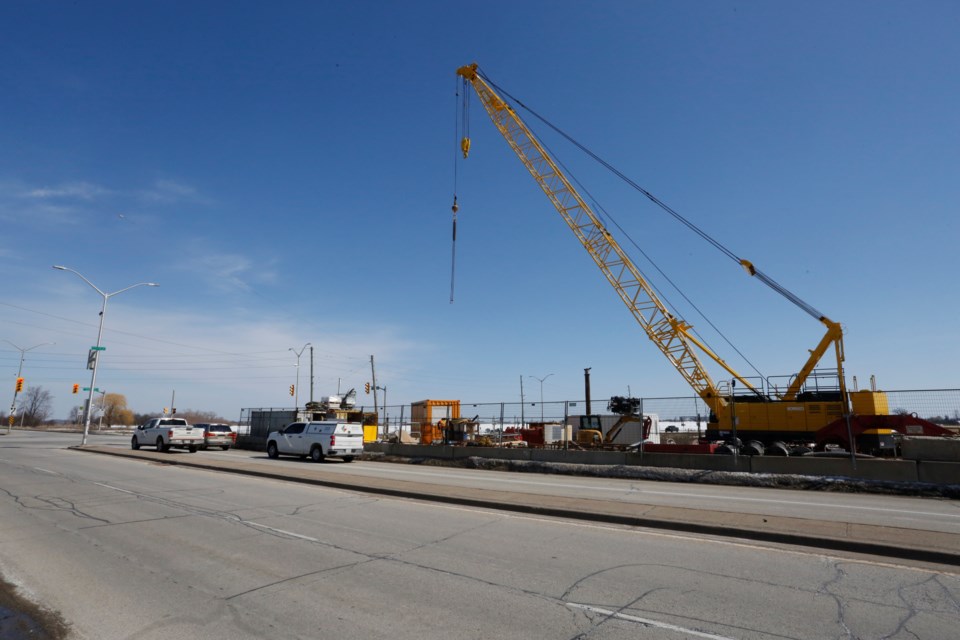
[289, 343, 311, 408]
[528, 373, 554, 423]
[53, 265, 158, 445]
[4, 340, 55, 434]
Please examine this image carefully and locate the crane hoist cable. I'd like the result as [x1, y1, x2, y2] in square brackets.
[480, 70, 828, 323]
[450, 75, 469, 303]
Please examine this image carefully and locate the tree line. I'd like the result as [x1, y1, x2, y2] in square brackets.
[1, 385, 231, 427]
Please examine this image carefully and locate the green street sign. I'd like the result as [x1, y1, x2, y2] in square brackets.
[90, 346, 106, 351]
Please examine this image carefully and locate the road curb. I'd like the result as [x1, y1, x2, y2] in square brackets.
[72, 446, 960, 568]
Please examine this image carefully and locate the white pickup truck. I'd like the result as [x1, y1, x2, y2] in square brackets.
[266, 421, 363, 462]
[131, 418, 204, 453]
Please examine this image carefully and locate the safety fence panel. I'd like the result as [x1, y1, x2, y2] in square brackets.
[882, 389, 960, 426]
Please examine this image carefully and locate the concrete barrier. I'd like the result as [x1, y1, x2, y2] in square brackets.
[533, 449, 627, 465]
[626, 452, 750, 473]
[367, 443, 953, 485]
[902, 437, 960, 462]
[453, 446, 532, 461]
[750, 457, 918, 482]
[917, 461, 960, 484]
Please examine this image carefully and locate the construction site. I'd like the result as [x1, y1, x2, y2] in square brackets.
[236, 62, 959, 484]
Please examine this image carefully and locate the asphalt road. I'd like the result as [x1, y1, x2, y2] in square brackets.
[1, 430, 958, 639]
[87, 431, 960, 536]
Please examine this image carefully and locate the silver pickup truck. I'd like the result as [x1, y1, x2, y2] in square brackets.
[131, 418, 204, 452]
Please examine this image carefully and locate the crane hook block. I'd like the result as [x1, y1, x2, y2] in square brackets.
[451, 197, 459, 213]
[461, 137, 471, 159]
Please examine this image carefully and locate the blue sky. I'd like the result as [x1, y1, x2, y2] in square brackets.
[2, 1, 958, 422]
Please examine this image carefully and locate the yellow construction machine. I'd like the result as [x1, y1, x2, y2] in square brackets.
[454, 63, 952, 455]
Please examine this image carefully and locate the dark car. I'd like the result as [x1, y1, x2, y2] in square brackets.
[194, 423, 237, 450]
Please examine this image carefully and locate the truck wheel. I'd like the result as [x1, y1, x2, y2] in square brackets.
[188, 445, 197, 453]
[342, 456, 355, 463]
[221, 446, 230, 451]
[131, 436, 140, 450]
[742, 440, 765, 456]
[764, 441, 790, 456]
[267, 442, 279, 459]
[157, 437, 170, 452]
[310, 446, 325, 462]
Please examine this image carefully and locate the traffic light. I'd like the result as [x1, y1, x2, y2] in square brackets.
[365, 382, 370, 394]
[72, 383, 79, 394]
[289, 384, 295, 396]
[15, 378, 24, 392]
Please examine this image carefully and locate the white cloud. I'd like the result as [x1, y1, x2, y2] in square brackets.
[24, 181, 112, 200]
[177, 245, 278, 293]
[1, 293, 420, 421]
[138, 179, 214, 206]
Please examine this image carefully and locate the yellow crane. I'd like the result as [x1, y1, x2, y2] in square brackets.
[455, 63, 947, 454]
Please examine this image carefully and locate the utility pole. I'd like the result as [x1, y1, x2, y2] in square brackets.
[170, 390, 176, 417]
[370, 355, 379, 439]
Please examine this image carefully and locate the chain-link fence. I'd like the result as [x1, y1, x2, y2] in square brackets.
[238, 389, 960, 438]
[881, 389, 960, 426]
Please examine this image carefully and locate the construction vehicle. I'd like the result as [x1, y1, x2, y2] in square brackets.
[455, 63, 953, 455]
[574, 397, 653, 449]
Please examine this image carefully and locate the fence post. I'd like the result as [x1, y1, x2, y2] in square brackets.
[639, 397, 644, 464]
[499, 403, 504, 446]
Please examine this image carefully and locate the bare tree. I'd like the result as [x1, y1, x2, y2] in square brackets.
[21, 386, 53, 426]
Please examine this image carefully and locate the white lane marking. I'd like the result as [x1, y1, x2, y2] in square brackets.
[244, 521, 319, 542]
[566, 603, 737, 639]
[94, 482, 319, 542]
[348, 465, 960, 520]
[32, 467, 58, 475]
[94, 482, 136, 494]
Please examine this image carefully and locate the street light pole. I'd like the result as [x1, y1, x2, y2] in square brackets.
[309, 344, 314, 403]
[53, 265, 158, 445]
[528, 373, 554, 423]
[4, 340, 55, 434]
[289, 343, 311, 408]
